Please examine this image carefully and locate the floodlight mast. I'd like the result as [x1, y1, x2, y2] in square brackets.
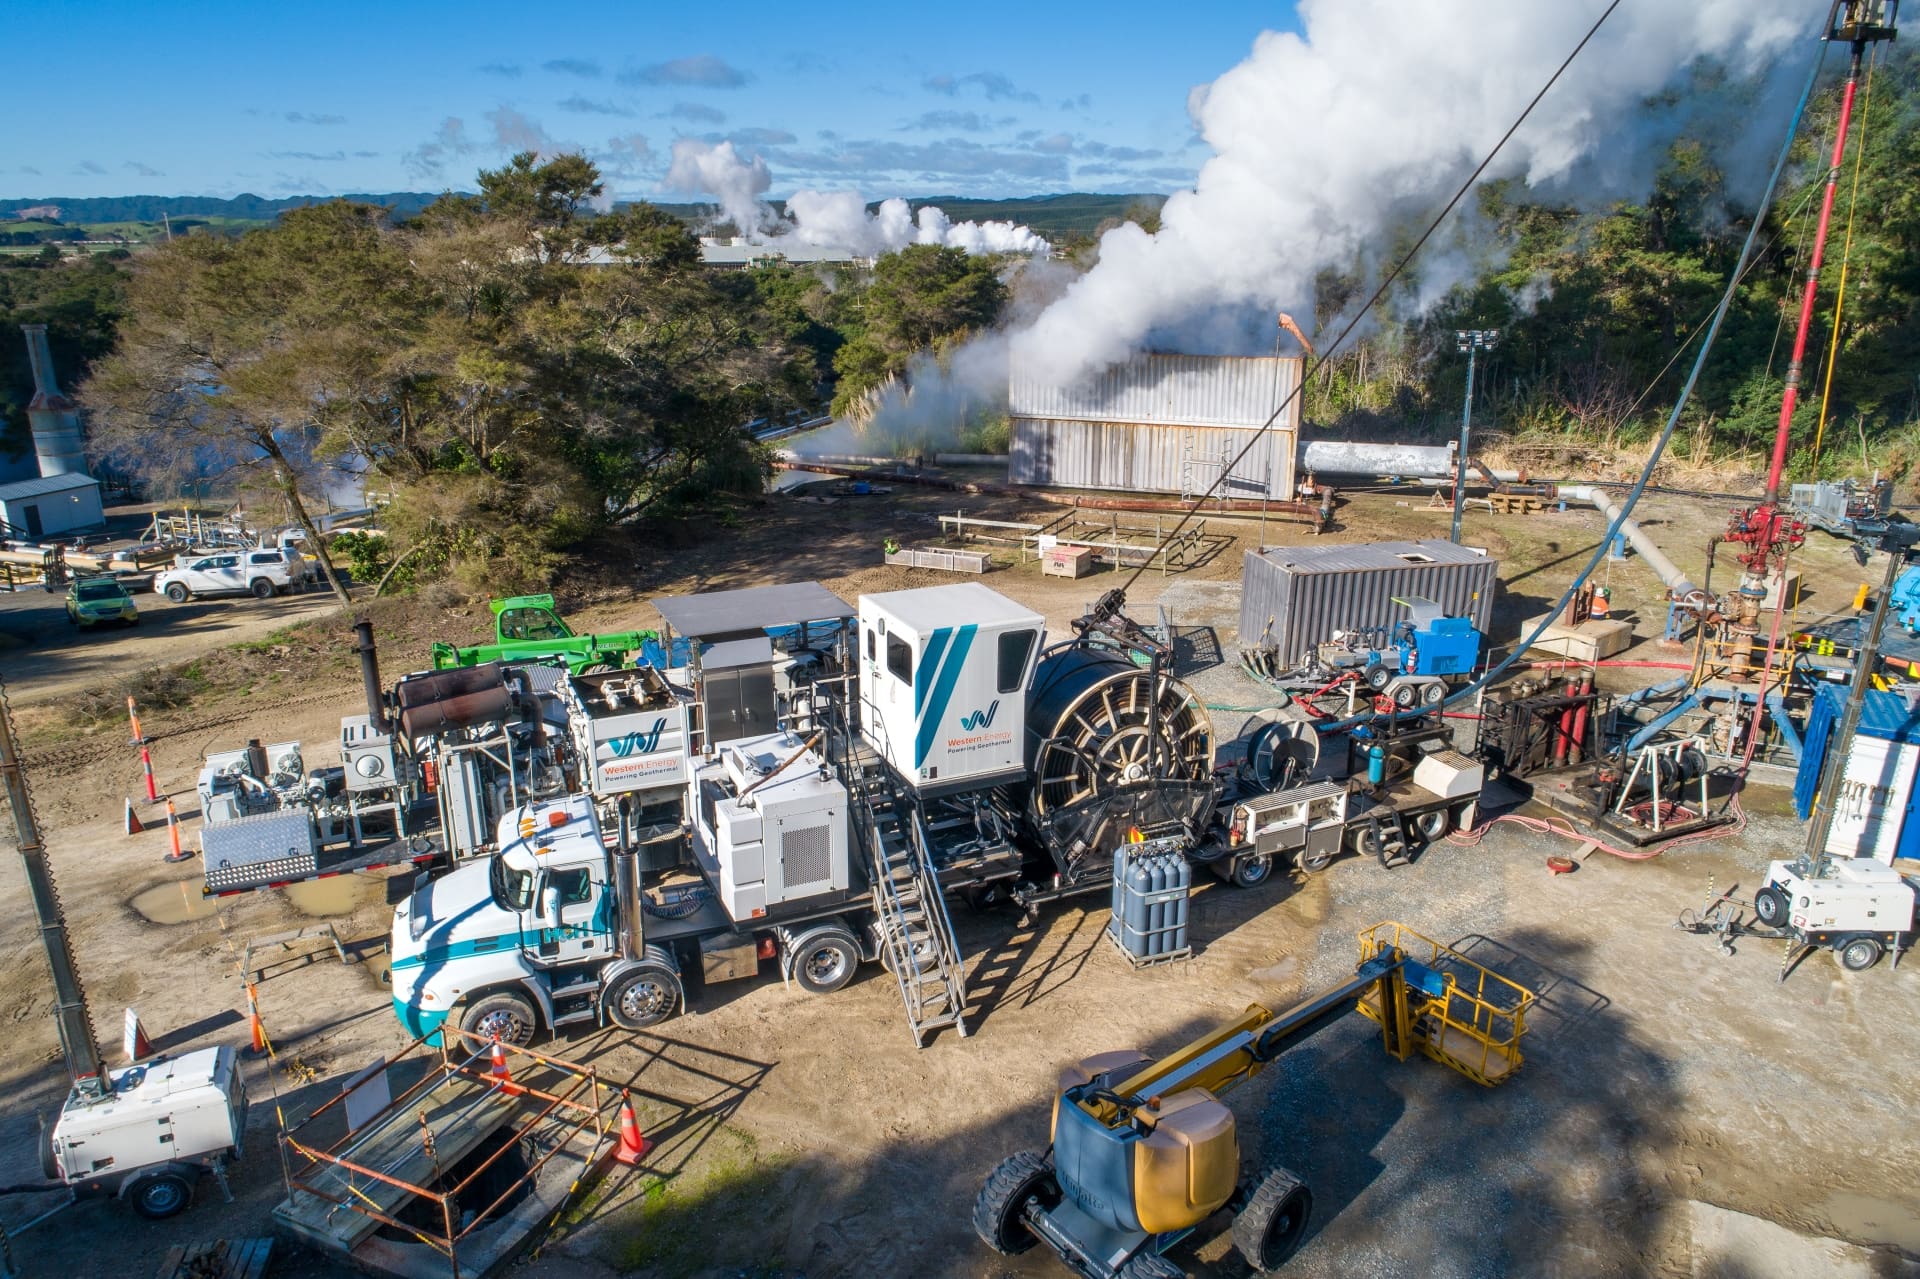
[1451, 329, 1499, 545]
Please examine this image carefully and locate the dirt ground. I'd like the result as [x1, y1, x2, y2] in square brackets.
[0, 477, 1914, 1279]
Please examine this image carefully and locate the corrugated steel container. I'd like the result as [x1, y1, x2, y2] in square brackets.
[1010, 419, 1296, 499]
[1239, 539, 1499, 661]
[1793, 684, 1920, 863]
[1010, 353, 1301, 427]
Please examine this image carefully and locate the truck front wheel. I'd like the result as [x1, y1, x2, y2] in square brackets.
[461, 991, 538, 1046]
[605, 962, 682, 1029]
[164, 583, 189, 603]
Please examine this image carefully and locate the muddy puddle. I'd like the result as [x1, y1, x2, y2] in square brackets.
[129, 881, 220, 925]
[280, 874, 389, 918]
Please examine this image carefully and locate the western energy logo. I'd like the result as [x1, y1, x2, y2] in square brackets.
[608, 718, 668, 757]
[959, 701, 1000, 731]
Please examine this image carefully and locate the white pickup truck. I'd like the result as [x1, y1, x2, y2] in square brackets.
[155, 548, 313, 602]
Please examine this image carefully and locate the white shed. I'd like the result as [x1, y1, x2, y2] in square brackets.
[0, 473, 105, 539]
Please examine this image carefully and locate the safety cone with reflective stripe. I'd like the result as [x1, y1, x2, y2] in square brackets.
[489, 1035, 522, 1095]
[613, 1090, 651, 1166]
[242, 983, 269, 1059]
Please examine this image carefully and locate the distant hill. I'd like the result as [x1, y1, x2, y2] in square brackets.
[0, 192, 466, 223]
[1, 191, 1170, 245]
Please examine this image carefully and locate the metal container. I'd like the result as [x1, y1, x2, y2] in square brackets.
[1793, 684, 1920, 864]
[1009, 419, 1296, 500]
[1009, 353, 1302, 500]
[1239, 539, 1498, 663]
[1010, 353, 1302, 428]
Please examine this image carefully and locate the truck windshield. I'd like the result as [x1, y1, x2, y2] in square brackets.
[490, 857, 533, 912]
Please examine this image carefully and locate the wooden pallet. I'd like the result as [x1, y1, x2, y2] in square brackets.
[153, 1237, 273, 1279]
[1489, 493, 1544, 515]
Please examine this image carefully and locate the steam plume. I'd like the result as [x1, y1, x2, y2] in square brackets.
[1013, 0, 1811, 384]
[662, 140, 1048, 256]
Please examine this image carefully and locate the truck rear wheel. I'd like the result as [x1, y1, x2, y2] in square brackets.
[606, 962, 681, 1029]
[973, 1149, 1060, 1256]
[1232, 1164, 1312, 1272]
[127, 1170, 194, 1220]
[1230, 853, 1273, 888]
[250, 577, 275, 599]
[461, 991, 538, 1046]
[792, 928, 860, 993]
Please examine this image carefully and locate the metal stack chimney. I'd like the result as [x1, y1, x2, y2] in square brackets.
[21, 324, 88, 479]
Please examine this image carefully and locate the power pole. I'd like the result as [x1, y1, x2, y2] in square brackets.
[1451, 329, 1498, 545]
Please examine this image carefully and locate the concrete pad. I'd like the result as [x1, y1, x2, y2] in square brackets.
[1689, 1201, 1920, 1279]
[1523, 614, 1636, 662]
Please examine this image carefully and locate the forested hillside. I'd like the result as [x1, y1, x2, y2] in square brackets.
[1307, 47, 1920, 482]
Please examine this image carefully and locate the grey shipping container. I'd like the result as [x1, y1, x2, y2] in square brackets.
[1239, 539, 1498, 663]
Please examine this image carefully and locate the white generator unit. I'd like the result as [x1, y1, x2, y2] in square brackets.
[561, 666, 693, 799]
[1757, 857, 1917, 971]
[858, 583, 1044, 793]
[694, 730, 850, 919]
[47, 1046, 248, 1219]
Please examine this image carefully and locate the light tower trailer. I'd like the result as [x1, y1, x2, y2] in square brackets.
[389, 733, 891, 1046]
[44, 1048, 250, 1219]
[1753, 857, 1916, 972]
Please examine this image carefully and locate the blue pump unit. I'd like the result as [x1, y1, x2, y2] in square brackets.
[1388, 596, 1481, 677]
[1889, 565, 1920, 635]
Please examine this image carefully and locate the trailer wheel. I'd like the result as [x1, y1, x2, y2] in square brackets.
[37, 1118, 58, 1182]
[1754, 885, 1790, 929]
[605, 962, 682, 1029]
[127, 1170, 194, 1220]
[1839, 936, 1884, 972]
[1298, 845, 1334, 874]
[462, 991, 538, 1046]
[164, 582, 189, 603]
[961, 883, 1007, 912]
[1232, 1164, 1312, 1272]
[1422, 681, 1446, 707]
[1414, 809, 1451, 841]
[972, 1149, 1060, 1256]
[1230, 854, 1273, 889]
[792, 927, 860, 993]
[1393, 683, 1419, 709]
[1365, 665, 1392, 691]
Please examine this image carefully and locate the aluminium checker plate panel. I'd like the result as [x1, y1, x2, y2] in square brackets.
[203, 808, 319, 891]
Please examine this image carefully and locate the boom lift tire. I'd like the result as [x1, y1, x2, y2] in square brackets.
[1231, 1165, 1312, 1272]
[791, 927, 861, 994]
[1839, 936, 1884, 971]
[973, 1149, 1061, 1256]
[126, 1170, 194, 1220]
[1115, 1253, 1188, 1279]
[1754, 885, 1790, 928]
[461, 990, 538, 1046]
[605, 961, 682, 1029]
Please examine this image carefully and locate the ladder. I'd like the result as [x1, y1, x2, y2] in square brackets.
[845, 746, 970, 1046]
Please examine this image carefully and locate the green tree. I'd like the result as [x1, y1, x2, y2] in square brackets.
[830, 244, 1007, 416]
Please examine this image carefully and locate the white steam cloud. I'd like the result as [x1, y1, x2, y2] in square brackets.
[1014, 0, 1811, 385]
[662, 140, 1049, 257]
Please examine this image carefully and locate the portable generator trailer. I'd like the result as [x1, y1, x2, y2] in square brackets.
[974, 922, 1535, 1279]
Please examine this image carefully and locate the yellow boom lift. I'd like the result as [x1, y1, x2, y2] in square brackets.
[974, 922, 1535, 1279]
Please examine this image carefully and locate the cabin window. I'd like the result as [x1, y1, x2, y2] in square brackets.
[887, 634, 912, 684]
[866, 628, 876, 662]
[997, 629, 1036, 694]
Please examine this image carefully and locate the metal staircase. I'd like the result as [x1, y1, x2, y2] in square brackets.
[845, 745, 970, 1046]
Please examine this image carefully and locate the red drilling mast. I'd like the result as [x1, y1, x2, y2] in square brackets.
[1726, 0, 1899, 584]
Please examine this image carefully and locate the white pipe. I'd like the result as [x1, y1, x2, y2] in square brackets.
[1560, 484, 1703, 602]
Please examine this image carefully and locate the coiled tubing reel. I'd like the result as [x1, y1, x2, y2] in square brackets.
[1022, 640, 1214, 880]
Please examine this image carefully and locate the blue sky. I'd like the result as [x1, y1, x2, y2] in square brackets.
[5, 1, 1302, 201]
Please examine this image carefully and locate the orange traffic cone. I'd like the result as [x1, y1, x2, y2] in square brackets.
[125, 799, 143, 836]
[613, 1090, 652, 1166]
[242, 983, 269, 1059]
[489, 1035, 521, 1095]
